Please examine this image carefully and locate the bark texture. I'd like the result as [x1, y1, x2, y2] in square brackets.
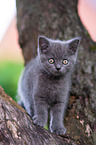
[0, 86, 75, 145]
[16, 0, 96, 144]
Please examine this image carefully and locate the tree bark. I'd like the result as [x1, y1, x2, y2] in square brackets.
[0, 86, 76, 145]
[15, 0, 96, 144]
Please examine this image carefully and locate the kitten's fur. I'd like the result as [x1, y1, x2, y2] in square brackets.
[17, 36, 81, 135]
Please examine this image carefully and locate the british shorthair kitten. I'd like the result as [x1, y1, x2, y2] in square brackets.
[17, 36, 81, 135]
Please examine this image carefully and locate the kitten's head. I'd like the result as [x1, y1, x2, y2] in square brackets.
[38, 36, 81, 76]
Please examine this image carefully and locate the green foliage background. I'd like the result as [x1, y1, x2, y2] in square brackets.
[0, 61, 23, 101]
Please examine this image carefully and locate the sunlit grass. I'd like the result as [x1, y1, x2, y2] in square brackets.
[44, 124, 48, 130]
[0, 61, 24, 101]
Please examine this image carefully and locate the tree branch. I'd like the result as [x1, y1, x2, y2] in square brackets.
[0, 86, 76, 145]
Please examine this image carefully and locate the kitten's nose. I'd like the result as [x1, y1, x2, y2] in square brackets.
[56, 65, 61, 71]
[56, 67, 61, 71]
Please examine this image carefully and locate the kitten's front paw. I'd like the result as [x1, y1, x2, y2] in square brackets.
[52, 127, 67, 135]
[32, 116, 45, 127]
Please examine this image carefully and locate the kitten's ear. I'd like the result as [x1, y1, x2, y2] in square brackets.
[68, 37, 81, 53]
[38, 36, 50, 53]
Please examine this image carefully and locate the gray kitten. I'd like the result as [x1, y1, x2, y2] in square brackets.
[17, 36, 81, 135]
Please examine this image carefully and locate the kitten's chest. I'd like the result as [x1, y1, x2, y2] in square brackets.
[37, 74, 65, 103]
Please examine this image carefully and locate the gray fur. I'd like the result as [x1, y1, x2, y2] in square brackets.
[17, 36, 81, 135]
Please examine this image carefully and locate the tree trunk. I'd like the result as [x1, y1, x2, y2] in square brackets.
[16, 0, 96, 144]
[0, 86, 76, 145]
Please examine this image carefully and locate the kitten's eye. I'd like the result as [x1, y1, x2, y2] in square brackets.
[48, 58, 54, 64]
[62, 59, 69, 65]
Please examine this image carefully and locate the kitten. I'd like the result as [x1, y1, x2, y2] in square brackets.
[17, 35, 81, 135]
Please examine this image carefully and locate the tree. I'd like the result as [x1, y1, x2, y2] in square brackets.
[0, 0, 96, 144]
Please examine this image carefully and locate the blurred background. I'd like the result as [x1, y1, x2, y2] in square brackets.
[0, 0, 23, 101]
[0, 0, 96, 101]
